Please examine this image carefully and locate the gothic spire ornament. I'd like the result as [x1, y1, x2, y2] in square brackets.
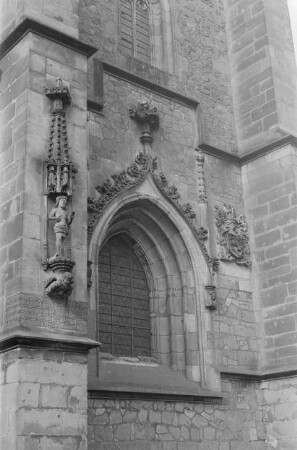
[44, 78, 76, 198]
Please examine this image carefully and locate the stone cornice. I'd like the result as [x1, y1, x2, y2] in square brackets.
[0, 330, 100, 353]
[0, 18, 97, 60]
[88, 389, 222, 403]
[220, 365, 297, 381]
[199, 134, 297, 166]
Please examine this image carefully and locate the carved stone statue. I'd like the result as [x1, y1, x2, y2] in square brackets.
[49, 195, 75, 257]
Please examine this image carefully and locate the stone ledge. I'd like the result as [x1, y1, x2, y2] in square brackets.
[102, 62, 199, 109]
[199, 134, 297, 166]
[0, 329, 100, 354]
[87, 99, 103, 114]
[88, 354, 222, 402]
[219, 365, 297, 380]
[0, 17, 97, 60]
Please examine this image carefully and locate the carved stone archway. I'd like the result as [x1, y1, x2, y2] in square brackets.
[88, 155, 220, 391]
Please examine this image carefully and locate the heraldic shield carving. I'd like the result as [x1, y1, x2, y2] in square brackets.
[215, 204, 251, 267]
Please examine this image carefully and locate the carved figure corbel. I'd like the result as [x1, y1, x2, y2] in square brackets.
[45, 271, 74, 299]
[205, 285, 217, 310]
[43, 256, 75, 300]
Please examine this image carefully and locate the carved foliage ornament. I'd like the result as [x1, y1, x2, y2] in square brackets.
[88, 153, 217, 274]
[215, 204, 251, 266]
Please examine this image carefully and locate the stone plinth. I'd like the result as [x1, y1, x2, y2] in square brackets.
[0, 343, 89, 450]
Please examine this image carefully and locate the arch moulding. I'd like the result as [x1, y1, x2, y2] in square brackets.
[87, 153, 220, 391]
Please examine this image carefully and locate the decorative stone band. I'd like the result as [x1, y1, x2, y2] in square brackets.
[0, 330, 100, 354]
[199, 134, 297, 166]
[42, 256, 75, 273]
[195, 150, 207, 203]
[88, 152, 219, 275]
[220, 365, 297, 381]
[0, 18, 97, 60]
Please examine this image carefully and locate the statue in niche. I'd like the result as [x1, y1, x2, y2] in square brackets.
[49, 195, 75, 257]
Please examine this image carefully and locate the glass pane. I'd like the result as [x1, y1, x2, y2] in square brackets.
[98, 234, 151, 356]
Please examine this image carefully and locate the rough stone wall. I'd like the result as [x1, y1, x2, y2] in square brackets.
[214, 275, 259, 369]
[262, 376, 297, 449]
[79, 0, 237, 153]
[88, 377, 266, 450]
[0, 0, 79, 42]
[223, 0, 297, 154]
[88, 73, 197, 204]
[0, 348, 88, 450]
[203, 155, 259, 370]
[242, 145, 297, 370]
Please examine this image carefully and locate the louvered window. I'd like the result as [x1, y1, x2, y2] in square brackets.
[119, 0, 151, 63]
[98, 235, 151, 357]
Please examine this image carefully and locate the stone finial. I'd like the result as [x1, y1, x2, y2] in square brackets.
[129, 101, 159, 129]
[44, 79, 76, 198]
[44, 78, 72, 106]
[129, 101, 159, 153]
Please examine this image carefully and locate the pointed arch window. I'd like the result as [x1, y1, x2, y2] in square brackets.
[119, 0, 151, 63]
[98, 234, 151, 357]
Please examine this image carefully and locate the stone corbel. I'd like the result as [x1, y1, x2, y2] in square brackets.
[205, 285, 217, 310]
[43, 256, 75, 300]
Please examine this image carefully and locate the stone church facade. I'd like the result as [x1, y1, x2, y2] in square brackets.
[0, 0, 297, 449]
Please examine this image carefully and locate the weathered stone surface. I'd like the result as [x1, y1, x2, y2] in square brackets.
[88, 378, 265, 449]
